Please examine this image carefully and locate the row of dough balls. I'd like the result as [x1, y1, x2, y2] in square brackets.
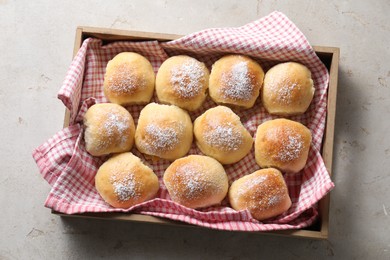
[95, 152, 291, 221]
[87, 103, 311, 220]
[84, 103, 312, 173]
[104, 52, 315, 115]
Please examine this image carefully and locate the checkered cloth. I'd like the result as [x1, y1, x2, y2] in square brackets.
[33, 11, 334, 231]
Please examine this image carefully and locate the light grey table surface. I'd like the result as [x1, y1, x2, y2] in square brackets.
[1, 0, 389, 259]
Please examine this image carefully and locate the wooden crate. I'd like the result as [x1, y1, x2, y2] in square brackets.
[57, 26, 339, 240]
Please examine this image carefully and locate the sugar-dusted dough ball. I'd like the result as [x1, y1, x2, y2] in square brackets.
[83, 103, 135, 156]
[156, 55, 209, 111]
[255, 118, 312, 173]
[103, 52, 155, 105]
[194, 106, 253, 164]
[262, 62, 315, 116]
[209, 55, 264, 109]
[95, 152, 159, 208]
[229, 168, 292, 221]
[163, 155, 229, 209]
[135, 103, 193, 161]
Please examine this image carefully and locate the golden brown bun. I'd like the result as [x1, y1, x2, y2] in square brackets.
[255, 119, 312, 173]
[103, 52, 155, 105]
[209, 55, 264, 109]
[95, 152, 159, 208]
[156, 55, 210, 111]
[135, 103, 193, 161]
[262, 62, 314, 116]
[228, 168, 291, 221]
[193, 106, 253, 164]
[163, 155, 229, 209]
[83, 103, 135, 156]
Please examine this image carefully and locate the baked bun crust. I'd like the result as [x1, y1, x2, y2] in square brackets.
[83, 103, 135, 156]
[156, 55, 210, 111]
[209, 55, 264, 109]
[193, 106, 253, 164]
[255, 119, 312, 173]
[135, 103, 193, 161]
[228, 168, 291, 221]
[95, 152, 159, 208]
[103, 52, 155, 105]
[163, 155, 229, 209]
[262, 62, 314, 116]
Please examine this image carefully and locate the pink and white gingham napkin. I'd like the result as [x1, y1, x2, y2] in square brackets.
[32, 11, 334, 231]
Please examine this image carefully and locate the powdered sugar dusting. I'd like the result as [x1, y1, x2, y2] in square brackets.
[204, 123, 243, 151]
[174, 163, 205, 199]
[277, 132, 303, 162]
[221, 61, 254, 101]
[170, 162, 223, 201]
[110, 172, 140, 202]
[267, 195, 282, 206]
[239, 171, 285, 210]
[105, 112, 129, 136]
[107, 63, 145, 94]
[238, 174, 268, 196]
[277, 82, 296, 104]
[267, 66, 301, 105]
[96, 108, 130, 149]
[170, 59, 205, 99]
[145, 123, 182, 152]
